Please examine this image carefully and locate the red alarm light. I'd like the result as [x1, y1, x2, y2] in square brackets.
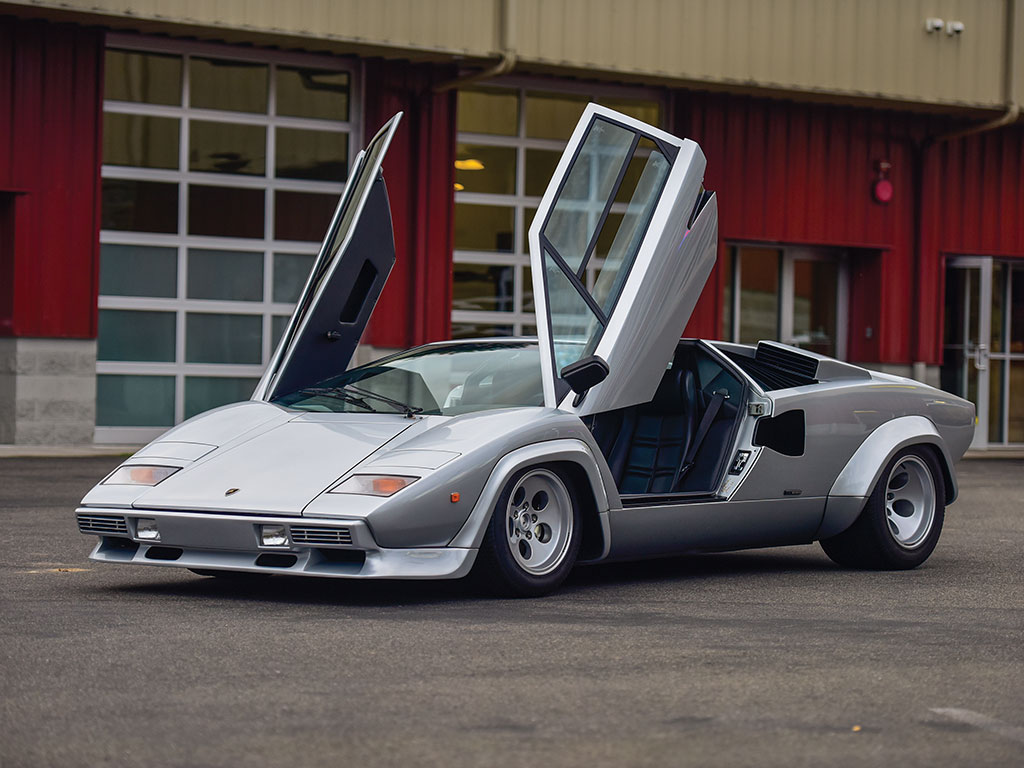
[873, 178, 894, 204]
[873, 161, 893, 204]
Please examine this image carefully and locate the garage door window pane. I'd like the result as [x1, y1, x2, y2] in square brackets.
[98, 310, 176, 362]
[189, 120, 266, 176]
[185, 376, 260, 419]
[186, 313, 262, 364]
[525, 149, 561, 197]
[103, 113, 179, 169]
[276, 127, 348, 181]
[598, 98, 661, 127]
[453, 263, 514, 312]
[276, 67, 349, 120]
[274, 190, 336, 241]
[97, 374, 175, 427]
[187, 249, 263, 302]
[526, 92, 589, 140]
[102, 179, 178, 233]
[100, 244, 177, 298]
[452, 323, 514, 339]
[188, 185, 264, 238]
[455, 144, 516, 195]
[273, 253, 315, 303]
[189, 57, 267, 113]
[455, 204, 514, 252]
[271, 315, 290, 348]
[105, 50, 181, 106]
[457, 88, 518, 136]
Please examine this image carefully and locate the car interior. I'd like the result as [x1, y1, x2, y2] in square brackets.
[583, 341, 746, 500]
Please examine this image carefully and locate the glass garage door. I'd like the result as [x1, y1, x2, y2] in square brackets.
[96, 36, 358, 443]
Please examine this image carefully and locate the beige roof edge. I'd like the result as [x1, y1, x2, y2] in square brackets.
[2, 0, 1021, 117]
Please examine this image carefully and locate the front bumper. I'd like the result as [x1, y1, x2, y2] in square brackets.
[75, 507, 476, 580]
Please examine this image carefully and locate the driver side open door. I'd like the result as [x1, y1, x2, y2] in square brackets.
[253, 113, 402, 402]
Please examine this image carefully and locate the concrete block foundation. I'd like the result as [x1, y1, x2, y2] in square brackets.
[0, 338, 97, 445]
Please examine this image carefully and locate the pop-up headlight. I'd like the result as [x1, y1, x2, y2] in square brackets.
[330, 475, 418, 497]
[103, 465, 180, 486]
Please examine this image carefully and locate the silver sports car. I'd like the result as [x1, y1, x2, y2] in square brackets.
[76, 105, 975, 596]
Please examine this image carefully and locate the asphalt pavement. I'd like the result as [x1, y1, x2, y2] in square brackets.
[1, 456, 1022, 768]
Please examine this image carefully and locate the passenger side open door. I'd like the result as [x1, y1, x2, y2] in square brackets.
[253, 113, 402, 402]
[528, 103, 718, 416]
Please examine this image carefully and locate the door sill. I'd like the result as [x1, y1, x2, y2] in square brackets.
[619, 492, 722, 507]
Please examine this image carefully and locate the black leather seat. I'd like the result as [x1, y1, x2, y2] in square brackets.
[588, 364, 699, 494]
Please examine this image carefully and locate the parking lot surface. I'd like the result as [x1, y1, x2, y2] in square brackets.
[1, 456, 1022, 767]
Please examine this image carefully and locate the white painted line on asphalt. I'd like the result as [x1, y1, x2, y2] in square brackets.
[931, 708, 1024, 744]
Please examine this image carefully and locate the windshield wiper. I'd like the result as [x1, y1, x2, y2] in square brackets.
[296, 387, 378, 412]
[343, 384, 423, 419]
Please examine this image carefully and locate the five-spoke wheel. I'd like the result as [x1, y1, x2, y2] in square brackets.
[504, 469, 574, 576]
[472, 465, 581, 597]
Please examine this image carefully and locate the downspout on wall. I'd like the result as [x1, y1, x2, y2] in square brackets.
[433, 0, 517, 93]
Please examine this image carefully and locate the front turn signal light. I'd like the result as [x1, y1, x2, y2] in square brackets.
[103, 465, 180, 486]
[330, 474, 419, 497]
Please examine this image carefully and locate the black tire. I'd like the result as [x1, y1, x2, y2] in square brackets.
[470, 465, 582, 597]
[820, 446, 945, 570]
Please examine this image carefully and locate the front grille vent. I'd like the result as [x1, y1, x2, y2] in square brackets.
[77, 514, 129, 535]
[290, 526, 352, 545]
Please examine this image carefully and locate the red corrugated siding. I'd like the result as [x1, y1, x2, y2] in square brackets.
[362, 59, 456, 350]
[675, 92, 1024, 366]
[0, 17, 104, 338]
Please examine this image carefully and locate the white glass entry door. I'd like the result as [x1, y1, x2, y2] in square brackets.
[944, 256, 1024, 448]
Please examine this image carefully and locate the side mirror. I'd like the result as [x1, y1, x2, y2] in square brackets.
[560, 355, 609, 395]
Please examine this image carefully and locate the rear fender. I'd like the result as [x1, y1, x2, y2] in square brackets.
[817, 415, 957, 539]
[448, 439, 611, 557]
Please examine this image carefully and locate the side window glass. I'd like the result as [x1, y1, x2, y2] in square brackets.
[540, 117, 673, 375]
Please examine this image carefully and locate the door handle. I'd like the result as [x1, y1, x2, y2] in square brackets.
[973, 343, 988, 371]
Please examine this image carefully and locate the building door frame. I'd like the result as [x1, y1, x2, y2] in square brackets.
[944, 256, 991, 449]
[946, 254, 1024, 448]
[724, 243, 849, 360]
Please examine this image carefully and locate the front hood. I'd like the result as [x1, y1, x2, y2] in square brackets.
[133, 414, 414, 516]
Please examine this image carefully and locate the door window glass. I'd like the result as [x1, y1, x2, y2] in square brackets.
[738, 248, 781, 344]
[793, 259, 838, 357]
[539, 117, 671, 372]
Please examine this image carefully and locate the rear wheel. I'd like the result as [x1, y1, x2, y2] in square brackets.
[471, 466, 581, 597]
[820, 446, 945, 569]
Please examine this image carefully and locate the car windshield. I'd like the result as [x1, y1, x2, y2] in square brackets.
[272, 341, 544, 416]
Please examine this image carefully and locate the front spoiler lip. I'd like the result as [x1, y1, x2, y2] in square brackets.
[76, 507, 476, 580]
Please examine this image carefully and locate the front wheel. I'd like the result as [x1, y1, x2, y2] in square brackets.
[820, 446, 945, 570]
[471, 467, 581, 597]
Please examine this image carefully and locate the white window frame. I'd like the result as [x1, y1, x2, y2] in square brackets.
[452, 78, 666, 337]
[97, 34, 361, 444]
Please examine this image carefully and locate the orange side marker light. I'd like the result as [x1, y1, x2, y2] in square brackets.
[450, 492, 460, 503]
